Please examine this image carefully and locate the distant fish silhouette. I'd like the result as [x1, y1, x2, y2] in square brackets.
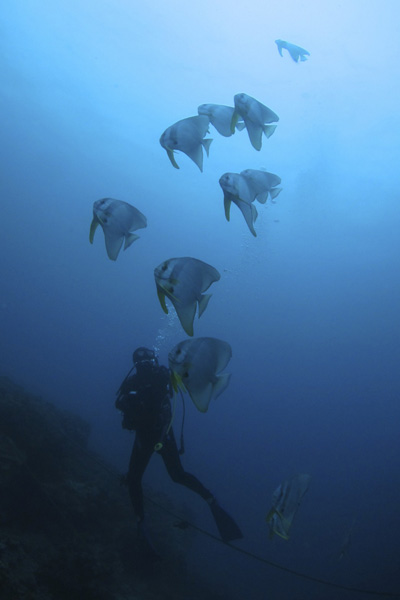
[275, 39, 310, 62]
[266, 474, 311, 540]
[338, 518, 356, 560]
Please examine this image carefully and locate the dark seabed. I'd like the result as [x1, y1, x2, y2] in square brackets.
[1, 1, 400, 599]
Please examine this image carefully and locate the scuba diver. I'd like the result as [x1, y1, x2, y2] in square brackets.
[115, 346, 242, 556]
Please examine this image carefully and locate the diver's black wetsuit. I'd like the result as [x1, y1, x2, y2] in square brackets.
[116, 363, 212, 521]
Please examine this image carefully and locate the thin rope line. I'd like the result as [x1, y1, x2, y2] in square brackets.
[81, 449, 400, 599]
[146, 495, 400, 598]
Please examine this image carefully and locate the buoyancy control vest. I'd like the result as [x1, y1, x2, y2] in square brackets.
[115, 364, 172, 431]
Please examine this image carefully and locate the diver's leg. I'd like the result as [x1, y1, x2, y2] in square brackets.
[161, 429, 243, 542]
[127, 433, 160, 558]
[160, 428, 213, 500]
[127, 434, 154, 521]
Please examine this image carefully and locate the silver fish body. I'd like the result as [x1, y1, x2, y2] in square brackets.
[89, 198, 147, 261]
[160, 115, 212, 171]
[168, 337, 232, 412]
[154, 257, 220, 336]
[219, 172, 258, 237]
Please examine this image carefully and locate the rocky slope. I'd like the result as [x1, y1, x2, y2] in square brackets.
[0, 376, 227, 600]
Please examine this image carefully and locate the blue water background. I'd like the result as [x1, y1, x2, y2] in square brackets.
[1, 1, 400, 598]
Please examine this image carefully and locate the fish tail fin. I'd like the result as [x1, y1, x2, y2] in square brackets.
[270, 187, 282, 200]
[124, 233, 140, 250]
[212, 372, 231, 399]
[263, 124, 277, 139]
[198, 293, 212, 318]
[202, 138, 213, 157]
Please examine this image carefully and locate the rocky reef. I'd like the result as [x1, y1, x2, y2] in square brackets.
[0, 376, 226, 600]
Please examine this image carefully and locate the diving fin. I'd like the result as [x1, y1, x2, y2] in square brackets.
[209, 499, 243, 543]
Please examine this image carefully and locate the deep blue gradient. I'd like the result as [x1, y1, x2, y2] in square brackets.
[1, 1, 400, 598]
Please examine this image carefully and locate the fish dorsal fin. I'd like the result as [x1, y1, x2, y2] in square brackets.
[198, 293, 212, 318]
[89, 218, 100, 243]
[103, 229, 124, 261]
[124, 232, 140, 250]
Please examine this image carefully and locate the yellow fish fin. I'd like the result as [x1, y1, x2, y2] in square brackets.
[89, 218, 100, 243]
[157, 288, 169, 314]
[167, 148, 180, 169]
[170, 370, 187, 394]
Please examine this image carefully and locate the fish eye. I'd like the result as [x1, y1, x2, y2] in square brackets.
[162, 264, 168, 271]
[168, 286, 174, 293]
[176, 349, 181, 355]
[183, 371, 189, 379]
